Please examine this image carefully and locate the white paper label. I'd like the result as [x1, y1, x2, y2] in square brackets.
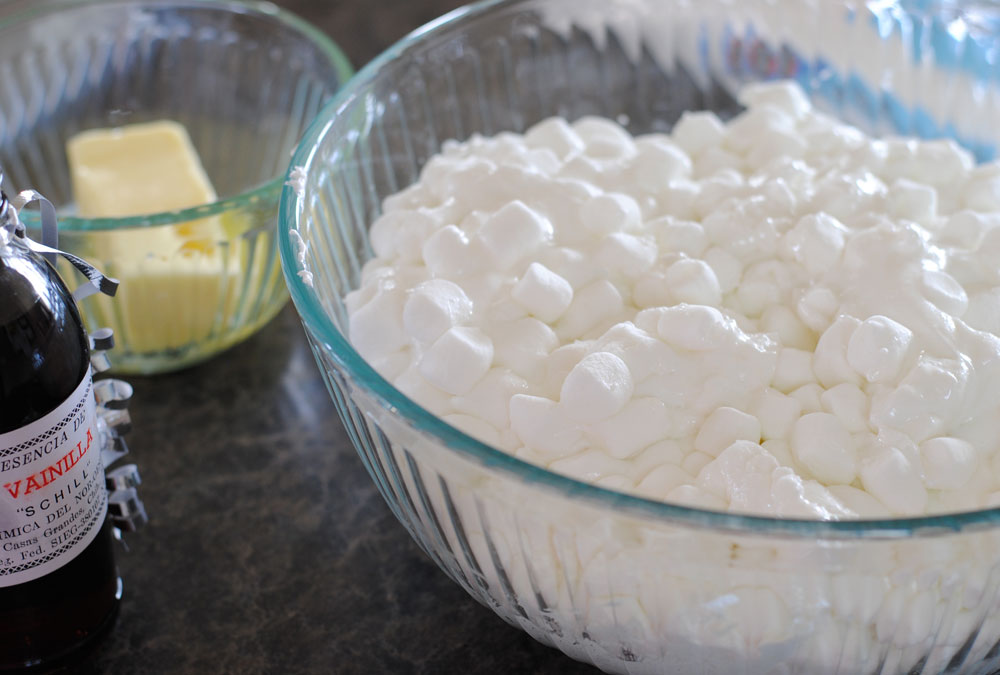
[0, 374, 108, 587]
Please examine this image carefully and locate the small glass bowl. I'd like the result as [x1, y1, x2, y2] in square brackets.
[280, 0, 1000, 673]
[0, 0, 352, 373]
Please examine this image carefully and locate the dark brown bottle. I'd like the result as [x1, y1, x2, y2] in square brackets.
[0, 237, 119, 671]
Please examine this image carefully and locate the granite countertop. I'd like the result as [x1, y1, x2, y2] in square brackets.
[80, 1, 596, 673]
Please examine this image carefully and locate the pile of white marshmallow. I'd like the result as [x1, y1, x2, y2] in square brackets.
[346, 80, 1000, 519]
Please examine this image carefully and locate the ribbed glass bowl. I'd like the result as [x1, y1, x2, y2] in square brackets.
[279, 1, 1000, 673]
[0, 0, 352, 373]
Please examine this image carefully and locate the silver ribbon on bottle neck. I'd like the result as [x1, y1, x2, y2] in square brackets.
[0, 181, 119, 301]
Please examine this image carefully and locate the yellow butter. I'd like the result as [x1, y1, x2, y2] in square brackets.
[65, 121, 252, 362]
[68, 120, 217, 218]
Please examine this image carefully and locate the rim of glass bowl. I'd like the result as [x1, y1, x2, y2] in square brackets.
[280, 0, 1000, 540]
[3, 0, 354, 233]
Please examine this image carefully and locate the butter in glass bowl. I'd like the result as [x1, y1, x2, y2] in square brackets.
[0, 0, 352, 374]
[65, 120, 257, 357]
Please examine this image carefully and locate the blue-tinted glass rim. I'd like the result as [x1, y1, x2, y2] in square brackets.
[0, 0, 354, 232]
[279, 0, 1000, 539]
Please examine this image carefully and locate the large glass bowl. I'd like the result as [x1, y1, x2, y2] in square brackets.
[279, 1, 1000, 673]
[0, 0, 352, 373]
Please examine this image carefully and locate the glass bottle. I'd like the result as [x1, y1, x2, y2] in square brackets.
[0, 233, 120, 671]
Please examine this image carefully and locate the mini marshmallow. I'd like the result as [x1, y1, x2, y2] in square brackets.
[680, 452, 714, 478]
[769, 469, 852, 519]
[558, 154, 602, 183]
[702, 203, 780, 263]
[889, 178, 937, 224]
[772, 348, 816, 392]
[394, 364, 452, 416]
[532, 178, 601, 246]
[791, 412, 857, 485]
[560, 351, 634, 422]
[895, 138, 974, 187]
[511, 262, 574, 322]
[593, 322, 678, 376]
[966, 289, 1000, 337]
[964, 172, 1000, 212]
[490, 317, 559, 379]
[753, 388, 802, 440]
[735, 279, 779, 318]
[671, 110, 726, 156]
[663, 258, 722, 306]
[634, 463, 693, 499]
[632, 271, 674, 309]
[539, 246, 598, 289]
[368, 209, 440, 260]
[451, 368, 529, 430]
[738, 81, 812, 119]
[693, 146, 743, 177]
[419, 326, 494, 395]
[820, 383, 869, 433]
[573, 116, 636, 159]
[826, 485, 892, 518]
[633, 307, 671, 335]
[693, 169, 746, 218]
[694, 407, 762, 457]
[348, 288, 408, 362]
[796, 286, 839, 333]
[813, 316, 863, 387]
[656, 304, 735, 351]
[860, 446, 928, 514]
[920, 269, 968, 317]
[760, 304, 816, 351]
[595, 232, 658, 278]
[761, 438, 794, 468]
[523, 117, 586, 159]
[920, 437, 978, 491]
[508, 394, 586, 459]
[631, 136, 693, 192]
[746, 128, 808, 169]
[649, 217, 709, 257]
[556, 280, 624, 340]
[476, 200, 554, 270]
[579, 192, 642, 235]
[697, 440, 780, 513]
[703, 246, 744, 294]
[421, 154, 495, 202]
[509, 147, 562, 176]
[725, 106, 796, 155]
[595, 397, 674, 459]
[846, 315, 913, 383]
[790, 383, 825, 414]
[422, 225, 473, 277]
[543, 341, 591, 397]
[634, 439, 689, 473]
[402, 279, 474, 343]
[782, 213, 847, 276]
[657, 179, 700, 220]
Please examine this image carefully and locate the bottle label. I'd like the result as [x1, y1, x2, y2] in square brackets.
[0, 373, 108, 587]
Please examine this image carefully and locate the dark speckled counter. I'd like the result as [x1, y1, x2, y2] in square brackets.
[73, 2, 596, 673]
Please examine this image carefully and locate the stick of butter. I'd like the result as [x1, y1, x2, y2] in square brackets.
[66, 120, 254, 360]
[68, 120, 217, 217]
